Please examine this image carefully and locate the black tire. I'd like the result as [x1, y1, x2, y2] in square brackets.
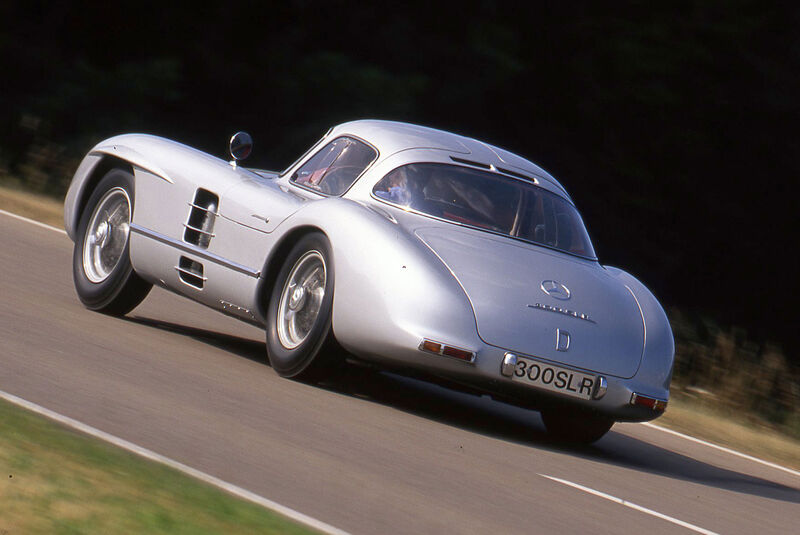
[72, 168, 152, 315]
[265, 232, 339, 380]
[541, 406, 614, 444]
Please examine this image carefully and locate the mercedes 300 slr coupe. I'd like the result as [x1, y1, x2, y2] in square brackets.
[64, 120, 674, 443]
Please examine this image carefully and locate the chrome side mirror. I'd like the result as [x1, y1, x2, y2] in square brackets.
[229, 131, 253, 168]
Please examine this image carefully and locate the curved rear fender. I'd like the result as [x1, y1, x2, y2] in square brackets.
[605, 266, 675, 395]
[265, 200, 482, 362]
[255, 225, 324, 320]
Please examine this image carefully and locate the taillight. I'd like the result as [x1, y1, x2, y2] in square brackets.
[420, 340, 442, 353]
[419, 339, 475, 363]
[630, 393, 667, 412]
[442, 346, 475, 361]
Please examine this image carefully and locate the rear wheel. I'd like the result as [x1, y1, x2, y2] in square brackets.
[541, 406, 614, 444]
[265, 232, 339, 380]
[72, 168, 152, 315]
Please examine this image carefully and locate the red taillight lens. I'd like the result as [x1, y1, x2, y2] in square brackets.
[442, 346, 474, 361]
[631, 393, 667, 412]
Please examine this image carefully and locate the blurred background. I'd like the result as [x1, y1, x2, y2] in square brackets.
[1, 1, 797, 434]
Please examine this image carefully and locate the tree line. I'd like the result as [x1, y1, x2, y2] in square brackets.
[1, 1, 797, 359]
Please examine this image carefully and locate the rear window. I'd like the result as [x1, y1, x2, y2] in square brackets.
[291, 136, 377, 196]
[372, 163, 596, 258]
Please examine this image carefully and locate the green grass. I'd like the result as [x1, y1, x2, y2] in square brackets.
[0, 398, 315, 534]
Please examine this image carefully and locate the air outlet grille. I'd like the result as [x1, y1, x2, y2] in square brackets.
[176, 256, 205, 289]
[184, 189, 219, 248]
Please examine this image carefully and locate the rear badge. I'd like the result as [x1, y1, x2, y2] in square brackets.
[527, 303, 594, 323]
[540, 280, 571, 300]
[556, 329, 570, 352]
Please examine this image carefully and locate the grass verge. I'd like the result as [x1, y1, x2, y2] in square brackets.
[654, 395, 800, 471]
[0, 184, 65, 229]
[0, 398, 315, 534]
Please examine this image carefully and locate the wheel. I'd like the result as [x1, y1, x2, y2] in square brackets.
[72, 167, 152, 315]
[265, 232, 339, 380]
[540, 406, 614, 444]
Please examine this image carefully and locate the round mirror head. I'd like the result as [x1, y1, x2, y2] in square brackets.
[229, 131, 253, 161]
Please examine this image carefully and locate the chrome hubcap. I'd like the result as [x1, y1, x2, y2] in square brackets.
[82, 187, 131, 283]
[277, 250, 326, 349]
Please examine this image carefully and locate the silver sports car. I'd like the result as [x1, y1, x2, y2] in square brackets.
[64, 120, 674, 443]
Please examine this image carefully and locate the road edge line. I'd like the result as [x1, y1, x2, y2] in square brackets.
[539, 474, 719, 535]
[0, 208, 67, 235]
[0, 389, 350, 535]
[642, 422, 800, 478]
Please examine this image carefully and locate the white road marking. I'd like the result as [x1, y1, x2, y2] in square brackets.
[0, 389, 350, 535]
[643, 423, 800, 478]
[539, 474, 719, 535]
[0, 208, 67, 234]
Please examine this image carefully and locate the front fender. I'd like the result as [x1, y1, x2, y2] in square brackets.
[64, 152, 104, 240]
[63, 135, 181, 240]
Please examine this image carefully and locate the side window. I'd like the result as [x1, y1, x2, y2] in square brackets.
[290, 137, 377, 196]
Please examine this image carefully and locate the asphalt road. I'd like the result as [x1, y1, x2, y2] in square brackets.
[1, 211, 798, 534]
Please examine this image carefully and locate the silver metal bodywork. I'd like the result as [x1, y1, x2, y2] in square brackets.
[64, 120, 674, 422]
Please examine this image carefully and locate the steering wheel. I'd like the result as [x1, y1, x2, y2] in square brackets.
[318, 165, 364, 195]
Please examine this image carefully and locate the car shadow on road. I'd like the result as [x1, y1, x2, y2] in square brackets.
[125, 316, 270, 365]
[320, 366, 800, 504]
[124, 315, 799, 504]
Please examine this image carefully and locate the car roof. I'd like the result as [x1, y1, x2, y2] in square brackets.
[330, 119, 570, 197]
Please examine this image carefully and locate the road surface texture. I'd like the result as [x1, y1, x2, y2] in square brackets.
[1, 211, 798, 534]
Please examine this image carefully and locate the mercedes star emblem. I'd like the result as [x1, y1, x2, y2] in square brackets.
[540, 280, 571, 300]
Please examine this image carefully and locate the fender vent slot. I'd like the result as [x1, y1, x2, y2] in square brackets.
[183, 189, 219, 248]
[176, 256, 205, 289]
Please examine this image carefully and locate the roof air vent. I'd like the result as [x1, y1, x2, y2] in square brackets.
[496, 167, 539, 184]
[450, 156, 491, 170]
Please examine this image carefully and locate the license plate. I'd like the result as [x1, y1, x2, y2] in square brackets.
[511, 355, 597, 400]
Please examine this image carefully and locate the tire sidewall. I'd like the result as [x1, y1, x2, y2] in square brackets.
[72, 168, 137, 310]
[266, 233, 335, 377]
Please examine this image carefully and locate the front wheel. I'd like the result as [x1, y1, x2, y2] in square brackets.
[72, 168, 152, 315]
[265, 232, 339, 380]
[540, 406, 614, 444]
